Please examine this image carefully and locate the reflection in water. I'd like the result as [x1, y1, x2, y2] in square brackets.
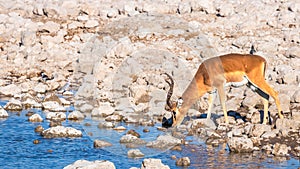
[0, 101, 299, 169]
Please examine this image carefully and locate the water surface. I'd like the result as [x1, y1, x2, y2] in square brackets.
[0, 101, 299, 169]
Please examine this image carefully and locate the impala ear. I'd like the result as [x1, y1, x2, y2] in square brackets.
[176, 97, 183, 108]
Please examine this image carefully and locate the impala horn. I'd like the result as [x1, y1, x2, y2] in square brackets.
[163, 73, 174, 111]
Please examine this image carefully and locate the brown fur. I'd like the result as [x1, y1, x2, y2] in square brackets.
[164, 53, 283, 127]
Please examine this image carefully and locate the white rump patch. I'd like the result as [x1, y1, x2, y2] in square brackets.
[225, 76, 248, 87]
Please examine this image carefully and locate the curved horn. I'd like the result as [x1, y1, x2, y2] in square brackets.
[163, 73, 174, 109]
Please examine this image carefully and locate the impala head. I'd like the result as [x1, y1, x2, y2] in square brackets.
[162, 73, 183, 128]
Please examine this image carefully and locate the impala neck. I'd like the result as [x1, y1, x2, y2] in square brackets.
[178, 77, 204, 119]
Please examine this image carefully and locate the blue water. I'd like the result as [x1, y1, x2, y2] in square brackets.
[0, 100, 299, 169]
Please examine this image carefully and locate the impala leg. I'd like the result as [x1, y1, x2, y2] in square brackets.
[250, 78, 284, 119]
[262, 97, 269, 124]
[207, 91, 216, 119]
[217, 86, 228, 124]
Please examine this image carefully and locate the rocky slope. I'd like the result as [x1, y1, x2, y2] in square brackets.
[0, 0, 299, 167]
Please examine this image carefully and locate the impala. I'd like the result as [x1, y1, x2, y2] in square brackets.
[162, 53, 284, 128]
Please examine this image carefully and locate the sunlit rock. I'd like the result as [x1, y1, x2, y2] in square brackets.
[4, 99, 23, 111]
[93, 140, 112, 148]
[41, 126, 82, 138]
[0, 106, 8, 118]
[228, 136, 254, 153]
[140, 158, 170, 169]
[64, 160, 115, 169]
[28, 114, 43, 122]
[127, 149, 144, 158]
[67, 111, 85, 120]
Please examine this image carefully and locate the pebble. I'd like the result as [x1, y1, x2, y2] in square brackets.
[175, 157, 191, 166]
[126, 129, 140, 138]
[33, 139, 40, 144]
[34, 125, 44, 132]
[143, 128, 150, 132]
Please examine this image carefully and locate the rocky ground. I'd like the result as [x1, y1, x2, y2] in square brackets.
[0, 0, 300, 168]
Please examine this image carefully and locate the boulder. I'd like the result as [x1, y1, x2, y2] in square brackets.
[286, 46, 300, 58]
[44, 93, 62, 104]
[261, 130, 278, 139]
[91, 103, 115, 117]
[141, 158, 170, 169]
[127, 149, 144, 158]
[250, 111, 261, 124]
[146, 134, 181, 149]
[0, 106, 8, 118]
[28, 114, 43, 122]
[249, 124, 272, 137]
[276, 118, 300, 130]
[46, 112, 66, 121]
[39, 21, 60, 33]
[178, 2, 192, 14]
[192, 119, 217, 130]
[79, 103, 94, 113]
[0, 84, 21, 96]
[227, 136, 254, 153]
[75, 77, 97, 98]
[34, 83, 48, 93]
[292, 110, 300, 121]
[85, 20, 99, 28]
[98, 122, 115, 129]
[64, 160, 115, 169]
[105, 114, 122, 122]
[41, 126, 82, 138]
[21, 94, 41, 108]
[272, 143, 291, 156]
[43, 101, 65, 112]
[294, 146, 300, 157]
[119, 134, 146, 145]
[68, 111, 85, 120]
[278, 94, 290, 112]
[94, 140, 112, 148]
[292, 90, 300, 103]
[231, 127, 244, 137]
[4, 99, 23, 111]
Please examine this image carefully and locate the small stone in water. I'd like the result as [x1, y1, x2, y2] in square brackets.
[84, 123, 91, 126]
[171, 145, 182, 151]
[143, 128, 150, 132]
[26, 111, 34, 116]
[157, 127, 167, 131]
[171, 155, 177, 160]
[94, 140, 113, 148]
[127, 149, 144, 158]
[127, 129, 140, 138]
[34, 125, 44, 133]
[88, 132, 93, 136]
[113, 126, 126, 131]
[33, 139, 40, 144]
[49, 120, 62, 127]
[175, 157, 191, 166]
